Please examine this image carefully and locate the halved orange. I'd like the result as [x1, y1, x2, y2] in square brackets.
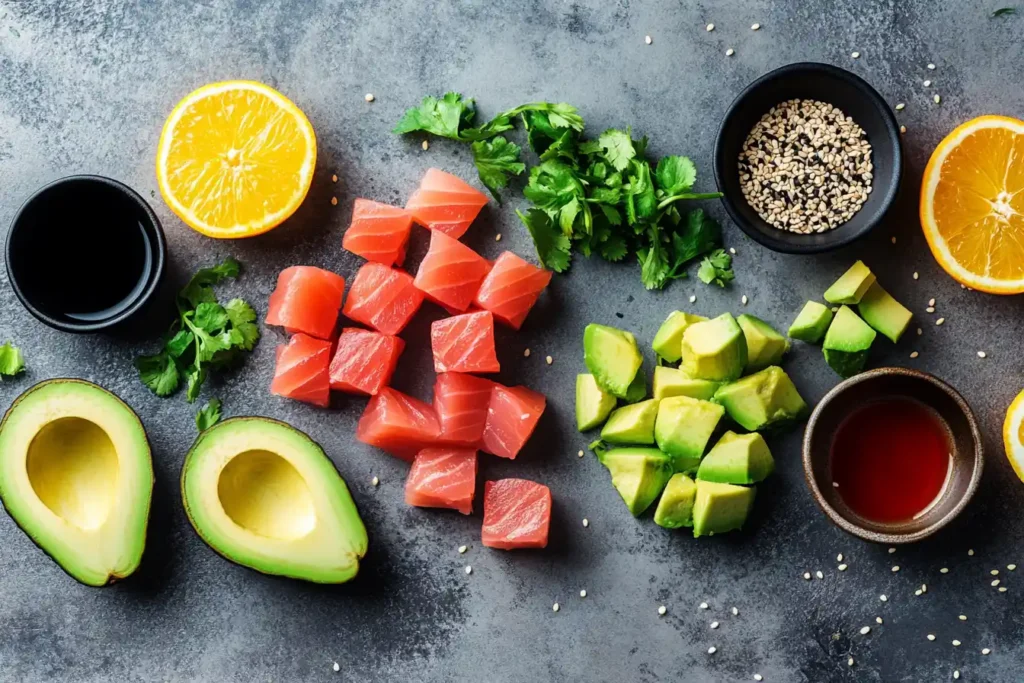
[156, 81, 316, 239]
[921, 115, 1024, 293]
[1003, 389, 1024, 483]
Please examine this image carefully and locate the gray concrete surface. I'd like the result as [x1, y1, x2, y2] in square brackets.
[0, 0, 1022, 681]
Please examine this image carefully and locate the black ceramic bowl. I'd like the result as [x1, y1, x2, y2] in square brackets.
[714, 62, 902, 254]
[5, 175, 166, 333]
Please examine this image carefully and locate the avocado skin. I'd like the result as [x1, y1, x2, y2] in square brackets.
[822, 306, 876, 378]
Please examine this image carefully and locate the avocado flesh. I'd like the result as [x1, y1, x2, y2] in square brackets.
[823, 260, 876, 304]
[598, 447, 674, 516]
[601, 399, 659, 445]
[823, 306, 877, 378]
[737, 314, 790, 373]
[584, 324, 643, 399]
[576, 374, 617, 431]
[654, 474, 697, 529]
[623, 367, 647, 403]
[652, 366, 718, 401]
[0, 379, 153, 587]
[788, 301, 833, 343]
[182, 417, 368, 584]
[654, 396, 725, 472]
[714, 366, 809, 431]
[692, 480, 756, 537]
[681, 313, 748, 381]
[697, 431, 775, 484]
[858, 282, 913, 343]
[652, 311, 707, 362]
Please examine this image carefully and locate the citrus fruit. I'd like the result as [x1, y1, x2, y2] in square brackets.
[156, 81, 316, 239]
[1003, 389, 1024, 483]
[921, 115, 1024, 293]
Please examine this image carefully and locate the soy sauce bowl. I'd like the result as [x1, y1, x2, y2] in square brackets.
[803, 368, 983, 544]
[714, 62, 902, 254]
[5, 175, 166, 333]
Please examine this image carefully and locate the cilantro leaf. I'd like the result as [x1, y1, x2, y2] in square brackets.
[393, 92, 476, 139]
[193, 302, 229, 333]
[166, 329, 194, 358]
[517, 208, 571, 272]
[599, 233, 629, 261]
[597, 129, 636, 171]
[656, 156, 697, 195]
[638, 228, 673, 290]
[0, 342, 25, 377]
[179, 258, 240, 309]
[697, 249, 735, 287]
[225, 299, 260, 351]
[471, 137, 526, 200]
[135, 352, 180, 396]
[195, 398, 222, 432]
[627, 160, 657, 223]
[673, 209, 722, 264]
[993, 7, 1017, 16]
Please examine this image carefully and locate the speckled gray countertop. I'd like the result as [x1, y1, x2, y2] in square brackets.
[1, 1, 1023, 681]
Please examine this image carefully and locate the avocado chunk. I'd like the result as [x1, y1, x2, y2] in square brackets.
[652, 311, 707, 362]
[737, 314, 790, 372]
[652, 366, 719, 401]
[576, 374, 617, 431]
[584, 324, 643, 399]
[788, 301, 833, 343]
[624, 367, 647, 403]
[598, 447, 674, 516]
[0, 379, 153, 586]
[824, 260, 876, 304]
[654, 396, 725, 472]
[601, 399, 659, 445]
[692, 480, 756, 537]
[182, 417, 368, 583]
[714, 366, 809, 431]
[653, 474, 697, 529]
[858, 281, 913, 343]
[681, 313, 748, 381]
[823, 305, 877, 378]
[697, 431, 775, 484]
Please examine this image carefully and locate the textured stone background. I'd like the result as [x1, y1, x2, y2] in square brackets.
[0, 1, 1023, 681]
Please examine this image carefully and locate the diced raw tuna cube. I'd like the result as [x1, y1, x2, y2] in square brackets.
[430, 310, 500, 374]
[405, 168, 489, 239]
[404, 448, 478, 515]
[343, 262, 424, 336]
[473, 252, 552, 330]
[266, 266, 346, 340]
[481, 478, 552, 549]
[342, 199, 414, 267]
[481, 383, 546, 459]
[270, 333, 332, 407]
[356, 387, 440, 460]
[414, 230, 491, 312]
[328, 328, 404, 395]
[433, 372, 495, 447]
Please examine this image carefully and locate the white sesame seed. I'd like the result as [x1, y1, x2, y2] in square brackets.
[900, 125, 907, 134]
[708, 646, 718, 655]
[941, 568, 949, 573]
[803, 573, 811, 581]
[915, 590, 922, 596]
[876, 617, 883, 624]
[928, 634, 936, 641]
[741, 295, 749, 305]
[891, 236, 897, 244]
[910, 351, 919, 359]
[999, 586, 1008, 592]
[928, 63, 936, 69]
[838, 564, 848, 571]
[364, 93, 375, 102]
[934, 94, 941, 104]
[895, 103, 906, 111]
[524, 348, 531, 357]
[983, 648, 991, 655]
[331, 174, 338, 183]
[582, 518, 589, 527]
[926, 307, 935, 313]
[837, 553, 844, 562]
[922, 584, 927, 593]
[754, 676, 763, 682]
[880, 594, 888, 602]
[658, 605, 667, 616]
[832, 482, 839, 488]
[992, 569, 1000, 576]
[458, 545, 468, 554]
[371, 476, 380, 487]
[889, 548, 896, 554]
[422, 140, 430, 151]
[952, 640, 961, 647]
[751, 23, 761, 30]
[848, 657, 855, 667]
[936, 318, 946, 326]
[711, 621, 720, 629]
[333, 662, 340, 672]
[689, 295, 697, 303]
[706, 23, 715, 31]
[816, 571, 824, 579]
[553, 602, 560, 612]
[978, 351, 987, 358]
[578, 450, 584, 458]
[545, 355, 553, 365]
[969, 549, 975, 556]
[700, 602, 709, 609]
[917, 328, 923, 335]
[851, 51, 860, 58]
[331, 196, 339, 206]
[959, 615, 967, 621]
[928, 298, 936, 306]
[465, 565, 472, 575]
[580, 589, 587, 598]
[729, 247, 737, 255]
[992, 579, 1001, 587]
[726, 48, 735, 56]
[954, 671, 960, 680]
[924, 80, 932, 87]
[892, 566, 900, 572]
[913, 271, 919, 279]
[860, 626, 871, 635]
[495, 233, 502, 241]
[645, 35, 652, 44]
[732, 607, 739, 616]
[1010, 564, 1017, 571]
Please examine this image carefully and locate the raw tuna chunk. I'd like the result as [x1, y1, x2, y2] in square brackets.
[266, 266, 346, 340]
[270, 333, 331, 407]
[481, 478, 552, 549]
[413, 230, 491, 312]
[328, 328, 404, 395]
[404, 448, 477, 515]
[482, 384, 546, 459]
[343, 262, 424, 336]
[433, 372, 495, 446]
[405, 168, 489, 239]
[473, 252, 552, 330]
[356, 387, 440, 460]
[430, 310, 500, 374]
[342, 199, 414, 267]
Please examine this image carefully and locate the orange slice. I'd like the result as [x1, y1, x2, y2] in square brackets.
[156, 81, 316, 239]
[920, 115, 1024, 293]
[1003, 389, 1024, 483]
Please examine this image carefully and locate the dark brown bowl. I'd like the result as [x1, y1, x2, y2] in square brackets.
[803, 367, 983, 544]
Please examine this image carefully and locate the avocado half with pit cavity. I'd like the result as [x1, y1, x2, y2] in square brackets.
[181, 417, 368, 583]
[0, 379, 154, 586]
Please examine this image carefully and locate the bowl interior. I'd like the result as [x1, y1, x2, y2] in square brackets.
[715, 63, 902, 253]
[804, 369, 982, 543]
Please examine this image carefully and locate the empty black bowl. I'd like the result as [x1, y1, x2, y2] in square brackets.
[5, 175, 166, 333]
[714, 62, 902, 254]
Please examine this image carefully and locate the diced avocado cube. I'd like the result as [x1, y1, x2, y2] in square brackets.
[681, 313, 748, 382]
[576, 374, 617, 431]
[653, 474, 697, 529]
[623, 367, 647, 403]
[697, 431, 775, 484]
[714, 366, 809, 431]
[858, 282, 913, 343]
[601, 399, 659, 445]
[692, 480, 756, 537]
[654, 396, 725, 472]
[737, 314, 790, 373]
[823, 260, 876, 304]
[584, 324, 643, 399]
[598, 447, 674, 516]
[823, 305, 876, 378]
[652, 366, 719, 401]
[652, 311, 707, 362]
[788, 301, 833, 343]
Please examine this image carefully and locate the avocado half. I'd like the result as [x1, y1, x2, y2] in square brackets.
[0, 379, 154, 586]
[181, 417, 368, 583]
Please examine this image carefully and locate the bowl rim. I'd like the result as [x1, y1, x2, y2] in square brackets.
[4, 174, 167, 334]
[802, 366, 984, 544]
[713, 61, 903, 254]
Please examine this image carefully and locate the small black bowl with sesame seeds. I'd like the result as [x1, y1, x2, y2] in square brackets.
[714, 62, 902, 254]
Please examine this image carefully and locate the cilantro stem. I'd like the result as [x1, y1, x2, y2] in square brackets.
[657, 192, 724, 211]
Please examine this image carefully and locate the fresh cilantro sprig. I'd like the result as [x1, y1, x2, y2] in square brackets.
[0, 342, 25, 377]
[195, 398, 222, 431]
[697, 249, 735, 288]
[394, 94, 728, 290]
[135, 258, 260, 403]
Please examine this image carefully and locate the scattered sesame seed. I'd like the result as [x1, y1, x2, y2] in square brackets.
[954, 671, 961, 680]
[952, 640, 961, 647]
[851, 51, 860, 58]
[928, 634, 936, 641]
[524, 348, 531, 357]
[848, 657, 855, 667]
[580, 589, 587, 598]
[754, 676, 763, 682]
[913, 271, 919, 279]
[889, 548, 896, 554]
[582, 518, 589, 527]
[751, 23, 761, 30]
[959, 615, 967, 621]
[816, 571, 824, 579]
[900, 125, 907, 134]
[929, 298, 936, 306]
[578, 450, 584, 458]
[333, 662, 340, 672]
[924, 80, 932, 87]
[803, 573, 811, 581]
[726, 48, 735, 56]
[708, 646, 718, 655]
[658, 605, 667, 616]
[969, 549, 975, 556]
[422, 140, 429, 151]
[741, 295, 749, 305]
[892, 566, 900, 572]
[458, 545, 468, 554]
[689, 295, 697, 303]
[364, 93, 375, 102]
[732, 607, 739, 616]
[371, 476, 379, 487]
[926, 307, 936, 313]
[832, 306, 839, 312]
[331, 196, 338, 206]
[837, 553, 844, 562]
[992, 579, 1001, 587]
[495, 233, 502, 241]
[917, 328, 923, 335]
[729, 247, 737, 255]
[700, 602, 709, 609]
[876, 617, 883, 624]
[832, 482, 839, 488]
[941, 568, 949, 573]
[880, 594, 888, 602]
[910, 351, 920, 359]
[706, 23, 715, 31]
[838, 564, 848, 571]
[983, 648, 991, 655]
[999, 586, 1008, 592]
[922, 584, 927, 593]
[895, 103, 906, 111]
[465, 565, 472, 575]
[928, 63, 936, 69]
[915, 590, 922, 596]
[860, 626, 871, 635]
[978, 351, 987, 358]
[892, 236, 897, 244]
[992, 569, 1000, 576]
[936, 318, 945, 326]
[645, 35, 652, 44]
[545, 355, 553, 365]
[553, 602, 560, 612]
[331, 174, 338, 182]
[934, 94, 941, 104]
[711, 621, 720, 629]
[1010, 564, 1017, 571]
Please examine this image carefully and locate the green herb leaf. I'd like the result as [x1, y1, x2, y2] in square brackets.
[179, 258, 240, 309]
[166, 329, 194, 358]
[195, 398, 222, 431]
[597, 129, 636, 171]
[993, 7, 1017, 16]
[225, 299, 260, 351]
[697, 249, 735, 287]
[471, 136, 526, 200]
[517, 208, 572, 272]
[185, 366, 207, 403]
[193, 302, 229, 333]
[393, 92, 476, 139]
[656, 156, 697, 195]
[673, 209, 722, 264]
[0, 342, 25, 377]
[599, 233, 629, 261]
[136, 353, 180, 396]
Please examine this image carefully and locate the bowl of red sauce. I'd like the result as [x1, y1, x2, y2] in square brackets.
[803, 367, 983, 544]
